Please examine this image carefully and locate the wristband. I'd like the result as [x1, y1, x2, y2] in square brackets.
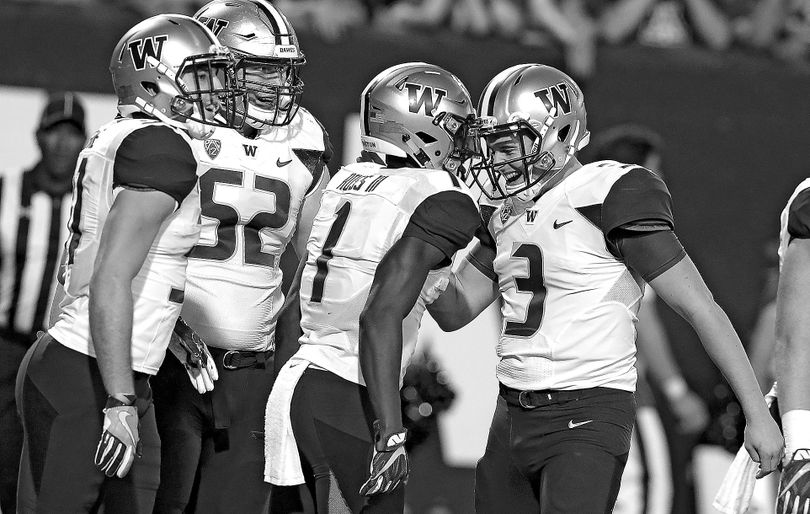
[105, 394, 137, 408]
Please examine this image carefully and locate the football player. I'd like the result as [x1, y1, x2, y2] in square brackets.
[14, 14, 243, 514]
[427, 63, 784, 513]
[589, 124, 709, 514]
[149, 1, 332, 513]
[775, 179, 810, 513]
[265, 62, 480, 513]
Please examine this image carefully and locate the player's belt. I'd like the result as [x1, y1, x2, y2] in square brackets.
[499, 383, 601, 409]
[209, 347, 275, 370]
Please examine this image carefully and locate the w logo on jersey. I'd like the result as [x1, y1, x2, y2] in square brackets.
[533, 83, 572, 117]
[405, 83, 447, 116]
[243, 144, 257, 157]
[127, 35, 168, 71]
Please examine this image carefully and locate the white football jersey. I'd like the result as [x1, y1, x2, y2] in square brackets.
[778, 178, 810, 270]
[50, 117, 203, 375]
[182, 108, 330, 351]
[295, 161, 479, 386]
[489, 160, 674, 392]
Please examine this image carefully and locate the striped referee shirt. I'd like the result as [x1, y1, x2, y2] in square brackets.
[0, 164, 72, 341]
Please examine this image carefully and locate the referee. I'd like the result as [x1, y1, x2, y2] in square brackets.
[0, 91, 86, 514]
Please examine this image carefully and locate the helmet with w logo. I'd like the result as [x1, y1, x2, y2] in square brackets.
[195, 0, 305, 128]
[110, 14, 245, 139]
[360, 62, 477, 174]
[471, 64, 590, 201]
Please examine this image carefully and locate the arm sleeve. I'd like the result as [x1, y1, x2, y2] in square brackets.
[602, 167, 675, 236]
[614, 228, 687, 282]
[113, 126, 197, 205]
[402, 190, 480, 266]
[296, 125, 335, 197]
[476, 204, 497, 250]
[788, 188, 810, 239]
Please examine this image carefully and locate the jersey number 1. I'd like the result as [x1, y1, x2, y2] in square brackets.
[310, 201, 351, 303]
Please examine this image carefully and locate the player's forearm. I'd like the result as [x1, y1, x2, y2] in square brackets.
[428, 256, 498, 331]
[428, 273, 478, 331]
[275, 256, 306, 374]
[90, 277, 136, 396]
[359, 314, 404, 432]
[274, 295, 302, 374]
[687, 302, 767, 418]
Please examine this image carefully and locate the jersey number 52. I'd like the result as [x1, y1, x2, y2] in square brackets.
[190, 167, 291, 268]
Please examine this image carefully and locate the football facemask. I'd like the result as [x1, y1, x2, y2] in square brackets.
[235, 57, 304, 128]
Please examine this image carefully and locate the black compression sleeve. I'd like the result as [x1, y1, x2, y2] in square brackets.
[614, 228, 686, 282]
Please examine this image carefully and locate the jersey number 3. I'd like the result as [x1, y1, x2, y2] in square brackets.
[190, 167, 290, 268]
[505, 243, 547, 338]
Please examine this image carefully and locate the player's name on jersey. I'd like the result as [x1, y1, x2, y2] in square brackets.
[335, 172, 390, 193]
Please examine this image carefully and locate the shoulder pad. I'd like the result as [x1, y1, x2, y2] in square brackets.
[283, 107, 329, 152]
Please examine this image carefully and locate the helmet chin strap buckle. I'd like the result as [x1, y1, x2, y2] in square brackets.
[536, 152, 555, 172]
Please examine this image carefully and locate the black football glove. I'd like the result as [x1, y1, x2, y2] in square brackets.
[168, 317, 218, 394]
[777, 449, 810, 514]
[359, 421, 409, 496]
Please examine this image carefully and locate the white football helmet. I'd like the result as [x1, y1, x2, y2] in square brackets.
[110, 14, 244, 139]
[360, 62, 477, 175]
[195, 0, 305, 128]
[470, 64, 590, 202]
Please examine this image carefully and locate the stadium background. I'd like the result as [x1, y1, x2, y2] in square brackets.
[1, 2, 809, 512]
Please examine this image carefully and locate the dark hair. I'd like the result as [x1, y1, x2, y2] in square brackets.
[589, 124, 663, 167]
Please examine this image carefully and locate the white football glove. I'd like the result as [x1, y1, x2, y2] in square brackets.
[168, 317, 218, 394]
[359, 421, 410, 496]
[94, 395, 139, 478]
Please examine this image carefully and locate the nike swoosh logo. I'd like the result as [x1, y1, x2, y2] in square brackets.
[779, 462, 810, 497]
[117, 411, 136, 441]
[553, 219, 573, 229]
[568, 419, 593, 429]
[277, 157, 293, 167]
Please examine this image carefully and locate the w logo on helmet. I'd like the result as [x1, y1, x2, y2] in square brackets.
[405, 83, 447, 116]
[127, 35, 168, 71]
[533, 83, 572, 117]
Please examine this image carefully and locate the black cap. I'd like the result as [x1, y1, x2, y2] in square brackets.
[39, 92, 86, 134]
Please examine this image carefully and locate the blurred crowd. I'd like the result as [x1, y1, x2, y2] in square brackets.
[13, 0, 810, 80]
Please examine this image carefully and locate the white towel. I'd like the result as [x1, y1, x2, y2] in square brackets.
[264, 357, 310, 486]
[712, 445, 759, 514]
[712, 384, 779, 513]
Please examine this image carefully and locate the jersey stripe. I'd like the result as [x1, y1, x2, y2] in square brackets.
[32, 197, 64, 332]
[0, 168, 70, 336]
[0, 173, 20, 327]
[7, 174, 33, 331]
